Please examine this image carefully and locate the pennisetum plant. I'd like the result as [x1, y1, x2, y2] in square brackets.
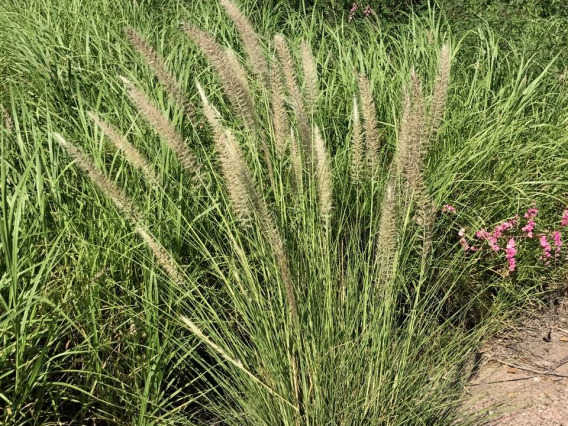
[55, 0, 454, 422]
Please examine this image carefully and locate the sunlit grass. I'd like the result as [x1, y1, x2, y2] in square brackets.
[1, 0, 567, 424]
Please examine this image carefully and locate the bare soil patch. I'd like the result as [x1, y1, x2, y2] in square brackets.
[461, 296, 568, 425]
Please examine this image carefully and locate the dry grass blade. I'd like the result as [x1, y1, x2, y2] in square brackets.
[274, 34, 312, 163]
[357, 72, 380, 170]
[53, 133, 186, 286]
[119, 76, 200, 180]
[300, 40, 318, 113]
[196, 82, 224, 140]
[87, 111, 159, 186]
[125, 27, 197, 122]
[180, 316, 298, 411]
[220, 0, 268, 86]
[428, 43, 451, 140]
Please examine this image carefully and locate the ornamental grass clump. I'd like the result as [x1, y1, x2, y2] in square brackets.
[52, 1, 484, 423]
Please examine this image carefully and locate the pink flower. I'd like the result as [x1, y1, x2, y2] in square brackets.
[364, 5, 372, 16]
[522, 219, 535, 238]
[442, 204, 456, 214]
[475, 228, 500, 251]
[552, 231, 562, 247]
[521, 204, 538, 238]
[505, 238, 517, 272]
[458, 228, 469, 251]
[493, 219, 516, 239]
[562, 209, 568, 226]
[524, 204, 538, 219]
[475, 229, 489, 239]
[552, 231, 562, 257]
[457, 228, 479, 252]
[540, 235, 552, 260]
[348, 2, 358, 21]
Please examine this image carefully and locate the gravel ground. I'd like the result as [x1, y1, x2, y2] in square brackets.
[460, 297, 568, 425]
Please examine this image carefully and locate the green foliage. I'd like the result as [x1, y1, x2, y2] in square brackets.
[258, 0, 426, 20]
[444, 0, 568, 19]
[0, 0, 567, 424]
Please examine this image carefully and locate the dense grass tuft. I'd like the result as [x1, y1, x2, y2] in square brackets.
[1, 0, 568, 424]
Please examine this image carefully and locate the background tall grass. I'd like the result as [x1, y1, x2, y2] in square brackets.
[1, 0, 568, 424]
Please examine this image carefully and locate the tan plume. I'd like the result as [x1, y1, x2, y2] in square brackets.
[394, 88, 411, 178]
[0, 104, 13, 132]
[396, 72, 435, 260]
[225, 48, 250, 97]
[119, 76, 200, 180]
[125, 27, 196, 122]
[300, 39, 318, 113]
[219, 129, 256, 226]
[198, 84, 298, 324]
[375, 176, 398, 285]
[87, 111, 159, 186]
[182, 23, 256, 129]
[428, 43, 451, 140]
[313, 125, 332, 223]
[289, 127, 303, 194]
[220, 0, 268, 86]
[350, 97, 363, 183]
[197, 82, 253, 225]
[357, 72, 380, 170]
[274, 34, 312, 162]
[270, 62, 289, 159]
[410, 69, 427, 160]
[54, 133, 185, 286]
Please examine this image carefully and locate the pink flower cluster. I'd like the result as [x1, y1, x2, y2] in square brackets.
[474, 217, 517, 252]
[443, 202, 568, 274]
[540, 235, 552, 264]
[475, 229, 499, 251]
[458, 228, 473, 251]
[562, 210, 568, 226]
[348, 3, 373, 21]
[521, 204, 538, 237]
[348, 2, 358, 21]
[552, 231, 562, 256]
[505, 238, 517, 271]
[538, 231, 563, 266]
